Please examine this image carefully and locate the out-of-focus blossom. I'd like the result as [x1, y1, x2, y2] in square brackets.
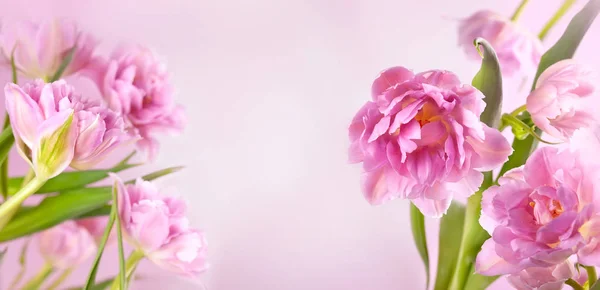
[0, 19, 97, 80]
[476, 147, 600, 276]
[348, 66, 512, 217]
[76, 217, 109, 243]
[4, 80, 130, 179]
[113, 174, 208, 276]
[506, 260, 587, 290]
[458, 10, 543, 76]
[37, 221, 96, 269]
[87, 45, 185, 160]
[527, 59, 598, 141]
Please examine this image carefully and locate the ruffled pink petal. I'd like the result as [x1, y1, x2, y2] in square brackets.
[467, 125, 512, 171]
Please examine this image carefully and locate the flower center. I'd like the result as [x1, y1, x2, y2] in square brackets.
[530, 199, 564, 219]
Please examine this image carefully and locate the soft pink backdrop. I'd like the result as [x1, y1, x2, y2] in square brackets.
[0, 0, 599, 289]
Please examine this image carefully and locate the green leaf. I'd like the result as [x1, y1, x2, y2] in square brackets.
[501, 0, 600, 176]
[7, 162, 139, 196]
[84, 199, 117, 290]
[434, 202, 465, 290]
[0, 188, 112, 242]
[113, 181, 127, 290]
[0, 166, 183, 242]
[49, 45, 76, 82]
[0, 125, 14, 199]
[533, 0, 600, 89]
[591, 278, 600, 290]
[464, 273, 499, 290]
[76, 279, 114, 290]
[472, 38, 503, 128]
[410, 203, 430, 289]
[449, 172, 493, 290]
[77, 205, 112, 218]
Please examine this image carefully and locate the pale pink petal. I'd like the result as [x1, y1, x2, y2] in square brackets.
[467, 125, 512, 171]
[4, 83, 44, 147]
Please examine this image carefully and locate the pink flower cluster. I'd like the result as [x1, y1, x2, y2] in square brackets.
[476, 147, 600, 288]
[0, 18, 203, 279]
[349, 66, 511, 217]
[1, 19, 186, 162]
[114, 175, 208, 276]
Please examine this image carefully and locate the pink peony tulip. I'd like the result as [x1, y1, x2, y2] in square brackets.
[458, 10, 543, 76]
[349, 66, 512, 217]
[4, 80, 131, 179]
[527, 59, 598, 141]
[37, 221, 97, 269]
[0, 19, 97, 80]
[113, 174, 208, 276]
[87, 45, 185, 160]
[476, 146, 600, 276]
[506, 260, 587, 290]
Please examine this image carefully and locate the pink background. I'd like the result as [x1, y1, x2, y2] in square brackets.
[1, 0, 600, 289]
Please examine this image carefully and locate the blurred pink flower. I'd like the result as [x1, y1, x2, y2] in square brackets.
[458, 10, 543, 76]
[349, 66, 512, 217]
[476, 147, 600, 276]
[113, 174, 208, 276]
[76, 216, 110, 243]
[87, 45, 185, 160]
[527, 59, 598, 141]
[506, 260, 587, 290]
[4, 80, 131, 178]
[0, 19, 97, 80]
[37, 221, 96, 269]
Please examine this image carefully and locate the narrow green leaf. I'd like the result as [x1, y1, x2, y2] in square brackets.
[464, 273, 499, 290]
[125, 166, 184, 184]
[472, 38, 503, 128]
[0, 189, 112, 242]
[84, 201, 117, 290]
[0, 166, 183, 242]
[76, 279, 114, 290]
[7, 163, 139, 196]
[49, 45, 76, 82]
[113, 181, 127, 290]
[533, 0, 600, 89]
[410, 203, 430, 289]
[500, 0, 600, 176]
[77, 205, 112, 218]
[434, 202, 465, 290]
[0, 125, 14, 200]
[591, 278, 600, 290]
[449, 172, 493, 290]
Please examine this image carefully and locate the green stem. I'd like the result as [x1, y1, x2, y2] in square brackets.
[21, 169, 35, 188]
[510, 105, 528, 117]
[110, 250, 145, 290]
[8, 239, 30, 290]
[585, 265, 598, 287]
[565, 278, 585, 290]
[47, 267, 73, 290]
[538, 0, 578, 40]
[21, 263, 53, 290]
[0, 176, 47, 230]
[511, 0, 531, 21]
[501, 114, 561, 145]
[449, 172, 493, 290]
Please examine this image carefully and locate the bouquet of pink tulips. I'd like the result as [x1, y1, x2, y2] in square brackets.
[0, 19, 207, 289]
[349, 0, 600, 289]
